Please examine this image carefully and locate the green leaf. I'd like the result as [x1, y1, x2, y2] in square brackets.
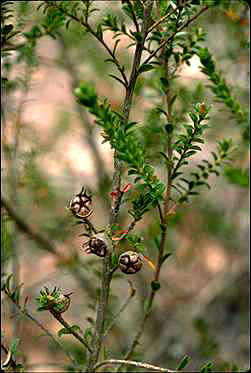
[130, 31, 143, 42]
[189, 112, 199, 123]
[172, 171, 182, 180]
[58, 324, 81, 337]
[190, 145, 201, 151]
[138, 64, 154, 75]
[96, 23, 103, 40]
[10, 338, 20, 357]
[151, 281, 161, 292]
[183, 150, 197, 158]
[84, 327, 93, 340]
[177, 355, 190, 371]
[160, 77, 169, 88]
[200, 362, 213, 372]
[154, 237, 160, 250]
[192, 137, 204, 143]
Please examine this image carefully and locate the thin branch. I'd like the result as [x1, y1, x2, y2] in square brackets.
[86, 2, 155, 371]
[3, 293, 80, 370]
[142, 5, 209, 66]
[93, 359, 177, 372]
[49, 310, 93, 353]
[146, 1, 191, 35]
[1, 195, 58, 256]
[50, 2, 128, 87]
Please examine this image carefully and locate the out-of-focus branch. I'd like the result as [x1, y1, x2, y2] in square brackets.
[57, 33, 111, 211]
[1, 194, 100, 298]
[3, 291, 80, 370]
[49, 310, 92, 353]
[1, 195, 58, 256]
[93, 359, 177, 372]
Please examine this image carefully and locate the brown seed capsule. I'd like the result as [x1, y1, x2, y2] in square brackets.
[119, 251, 143, 274]
[83, 237, 107, 257]
[69, 187, 93, 219]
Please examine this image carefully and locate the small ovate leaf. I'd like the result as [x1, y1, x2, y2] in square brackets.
[58, 327, 69, 337]
[190, 145, 201, 151]
[172, 172, 182, 180]
[177, 355, 190, 371]
[113, 39, 120, 55]
[165, 123, 174, 134]
[211, 151, 218, 161]
[184, 150, 197, 158]
[58, 324, 81, 337]
[192, 137, 204, 143]
[96, 23, 103, 40]
[160, 77, 169, 88]
[138, 64, 154, 75]
[151, 281, 161, 292]
[200, 362, 213, 372]
[130, 31, 143, 42]
[6, 273, 14, 292]
[189, 112, 199, 123]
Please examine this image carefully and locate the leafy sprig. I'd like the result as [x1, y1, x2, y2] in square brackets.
[171, 102, 211, 181]
[198, 47, 249, 142]
[75, 82, 165, 219]
[175, 139, 233, 204]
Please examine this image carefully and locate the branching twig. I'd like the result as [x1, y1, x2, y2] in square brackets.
[146, 0, 191, 35]
[49, 310, 93, 353]
[142, 5, 209, 66]
[1, 195, 58, 256]
[50, 2, 128, 87]
[86, 2, 156, 371]
[3, 292, 80, 370]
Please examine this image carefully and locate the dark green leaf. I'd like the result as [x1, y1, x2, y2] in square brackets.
[184, 150, 197, 158]
[138, 64, 154, 75]
[154, 237, 160, 250]
[172, 172, 182, 180]
[151, 281, 161, 291]
[58, 324, 81, 337]
[160, 77, 169, 88]
[177, 355, 190, 371]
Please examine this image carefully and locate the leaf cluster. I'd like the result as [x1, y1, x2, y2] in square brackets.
[170, 102, 211, 181]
